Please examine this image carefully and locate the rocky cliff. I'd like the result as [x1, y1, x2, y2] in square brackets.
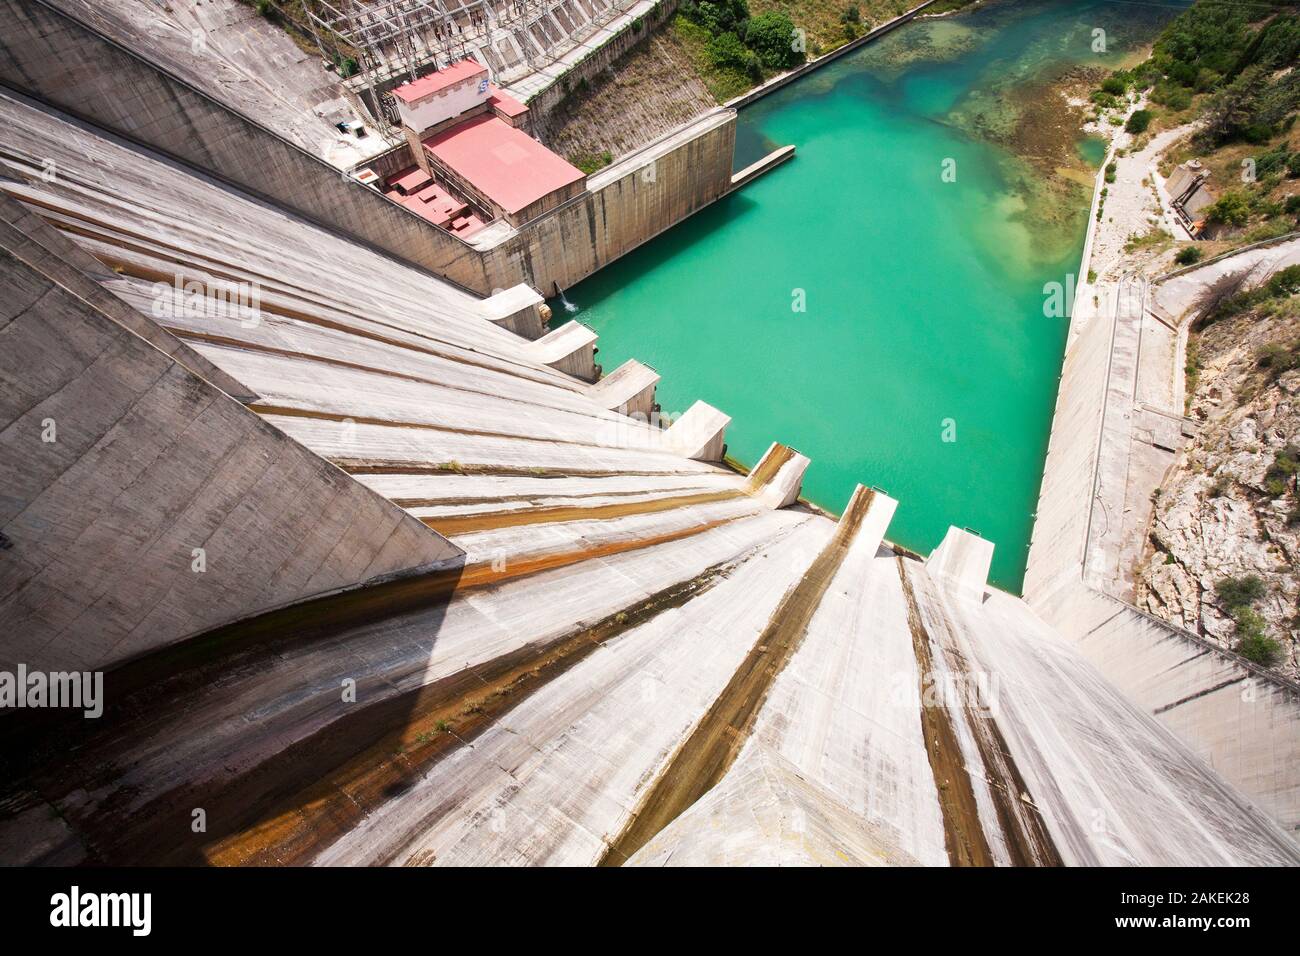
[1139, 293, 1300, 679]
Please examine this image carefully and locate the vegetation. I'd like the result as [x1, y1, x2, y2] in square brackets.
[1215, 574, 1282, 665]
[1257, 338, 1300, 377]
[1216, 574, 1265, 610]
[747, 12, 805, 70]
[1264, 445, 1300, 497]
[1124, 109, 1153, 135]
[1184, 336, 1202, 411]
[1206, 188, 1251, 226]
[1092, 0, 1300, 248]
[674, 15, 757, 102]
[1197, 264, 1300, 327]
[677, 0, 805, 85]
[570, 150, 615, 174]
[706, 30, 761, 79]
[335, 55, 358, 80]
[1235, 609, 1283, 664]
[1175, 245, 1204, 265]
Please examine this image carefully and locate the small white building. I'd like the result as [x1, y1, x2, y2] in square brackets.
[390, 59, 492, 136]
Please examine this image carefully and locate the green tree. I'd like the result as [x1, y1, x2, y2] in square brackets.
[1200, 65, 1269, 143]
[1124, 109, 1153, 134]
[1154, 0, 1250, 76]
[745, 12, 804, 71]
[683, 0, 749, 36]
[706, 31, 758, 76]
[1206, 189, 1251, 227]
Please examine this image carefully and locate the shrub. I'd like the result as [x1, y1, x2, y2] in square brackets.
[1255, 145, 1293, 178]
[1104, 161, 1117, 183]
[1101, 75, 1127, 97]
[1175, 245, 1203, 265]
[1244, 218, 1293, 244]
[1206, 189, 1251, 226]
[1290, 154, 1300, 178]
[683, 0, 750, 36]
[1264, 446, 1300, 496]
[745, 11, 804, 71]
[1285, 195, 1300, 214]
[1216, 574, 1265, 611]
[1235, 611, 1282, 665]
[571, 151, 614, 175]
[1125, 109, 1153, 134]
[706, 31, 752, 70]
[1153, 83, 1192, 111]
[841, 4, 860, 24]
[1258, 341, 1300, 380]
[1266, 265, 1300, 298]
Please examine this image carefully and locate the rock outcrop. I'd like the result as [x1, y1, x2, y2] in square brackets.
[1138, 301, 1300, 678]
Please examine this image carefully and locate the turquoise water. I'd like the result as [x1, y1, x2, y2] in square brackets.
[558, 0, 1184, 591]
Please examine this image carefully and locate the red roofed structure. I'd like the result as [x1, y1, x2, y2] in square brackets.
[390, 58, 487, 105]
[422, 114, 586, 225]
[486, 84, 528, 126]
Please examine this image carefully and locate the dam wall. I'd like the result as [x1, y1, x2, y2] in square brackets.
[480, 108, 737, 296]
[1059, 589, 1300, 836]
[1025, 163, 1300, 839]
[0, 243, 461, 676]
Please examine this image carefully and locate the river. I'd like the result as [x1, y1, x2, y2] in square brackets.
[556, 0, 1186, 590]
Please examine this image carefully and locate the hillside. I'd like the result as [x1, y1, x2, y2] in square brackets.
[1140, 270, 1300, 678]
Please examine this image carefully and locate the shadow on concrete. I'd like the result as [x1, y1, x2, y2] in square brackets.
[0, 554, 468, 865]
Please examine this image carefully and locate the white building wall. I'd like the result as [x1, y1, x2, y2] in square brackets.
[396, 75, 489, 134]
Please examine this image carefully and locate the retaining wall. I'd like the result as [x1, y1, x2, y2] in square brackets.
[480, 108, 737, 295]
[525, 0, 680, 143]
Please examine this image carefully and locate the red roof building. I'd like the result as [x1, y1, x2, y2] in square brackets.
[422, 114, 585, 224]
[390, 59, 488, 105]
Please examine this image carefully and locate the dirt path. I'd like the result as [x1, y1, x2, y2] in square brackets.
[1090, 120, 1198, 282]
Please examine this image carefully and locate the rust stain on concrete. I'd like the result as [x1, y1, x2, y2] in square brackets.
[599, 487, 874, 865]
[896, 556, 994, 867]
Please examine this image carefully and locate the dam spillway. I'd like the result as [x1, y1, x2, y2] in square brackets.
[558, 0, 1187, 591]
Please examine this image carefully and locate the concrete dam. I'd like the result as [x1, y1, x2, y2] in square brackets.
[0, 0, 1297, 868]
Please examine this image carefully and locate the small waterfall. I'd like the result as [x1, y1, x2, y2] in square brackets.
[555, 283, 579, 314]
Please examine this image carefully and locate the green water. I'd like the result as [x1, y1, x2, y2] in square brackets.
[557, 0, 1185, 591]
